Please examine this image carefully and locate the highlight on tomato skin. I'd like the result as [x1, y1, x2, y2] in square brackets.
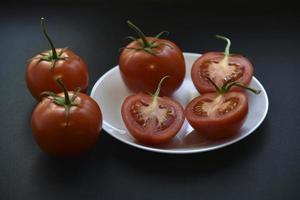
[185, 92, 249, 140]
[191, 35, 253, 94]
[119, 20, 186, 96]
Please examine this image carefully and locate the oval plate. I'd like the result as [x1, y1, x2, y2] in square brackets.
[91, 53, 269, 154]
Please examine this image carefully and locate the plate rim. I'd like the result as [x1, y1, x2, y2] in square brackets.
[90, 52, 269, 154]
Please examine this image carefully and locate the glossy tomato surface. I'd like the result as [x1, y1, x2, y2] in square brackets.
[26, 48, 89, 101]
[119, 37, 185, 96]
[191, 52, 253, 93]
[121, 92, 185, 145]
[31, 92, 102, 156]
[185, 92, 248, 140]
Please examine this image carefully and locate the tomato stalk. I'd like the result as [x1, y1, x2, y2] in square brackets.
[41, 77, 80, 122]
[216, 35, 231, 67]
[140, 75, 170, 125]
[41, 17, 58, 59]
[55, 77, 71, 105]
[127, 20, 151, 48]
[124, 20, 170, 55]
[205, 77, 261, 95]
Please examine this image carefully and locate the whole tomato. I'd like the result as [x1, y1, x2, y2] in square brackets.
[185, 78, 260, 140]
[121, 76, 185, 144]
[191, 35, 253, 93]
[26, 18, 89, 101]
[31, 78, 102, 156]
[119, 21, 185, 96]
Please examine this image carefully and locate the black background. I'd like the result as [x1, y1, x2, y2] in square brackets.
[1, 1, 300, 199]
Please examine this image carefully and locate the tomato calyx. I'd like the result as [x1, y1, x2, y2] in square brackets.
[42, 77, 80, 122]
[122, 20, 172, 55]
[205, 76, 261, 95]
[30, 17, 69, 69]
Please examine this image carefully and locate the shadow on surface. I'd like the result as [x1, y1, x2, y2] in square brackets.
[108, 118, 271, 178]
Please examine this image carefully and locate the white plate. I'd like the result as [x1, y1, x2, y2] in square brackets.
[91, 53, 269, 154]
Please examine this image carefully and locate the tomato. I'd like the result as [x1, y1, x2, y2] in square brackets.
[191, 35, 253, 93]
[121, 76, 185, 144]
[119, 21, 185, 96]
[31, 78, 102, 156]
[185, 78, 260, 140]
[186, 92, 248, 139]
[26, 18, 89, 101]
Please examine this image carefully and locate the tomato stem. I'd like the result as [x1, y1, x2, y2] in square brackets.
[225, 82, 261, 94]
[127, 20, 150, 48]
[153, 76, 170, 97]
[205, 77, 221, 93]
[216, 35, 231, 57]
[205, 76, 261, 95]
[55, 77, 71, 105]
[41, 17, 58, 59]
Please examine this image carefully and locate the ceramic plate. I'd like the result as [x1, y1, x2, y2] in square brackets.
[90, 53, 269, 154]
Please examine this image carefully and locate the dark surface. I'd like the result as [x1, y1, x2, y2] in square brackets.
[1, 1, 300, 200]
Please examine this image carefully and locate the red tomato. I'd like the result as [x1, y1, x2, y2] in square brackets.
[119, 21, 185, 96]
[26, 49, 89, 101]
[122, 93, 184, 144]
[185, 92, 248, 139]
[185, 78, 260, 140]
[191, 36, 253, 93]
[31, 79, 102, 156]
[26, 18, 89, 101]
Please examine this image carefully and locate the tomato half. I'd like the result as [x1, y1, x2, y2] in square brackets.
[121, 93, 185, 144]
[31, 91, 102, 156]
[119, 21, 185, 96]
[191, 52, 253, 93]
[26, 48, 89, 101]
[185, 92, 248, 140]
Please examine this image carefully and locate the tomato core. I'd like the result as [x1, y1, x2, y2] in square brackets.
[200, 58, 244, 87]
[130, 98, 176, 132]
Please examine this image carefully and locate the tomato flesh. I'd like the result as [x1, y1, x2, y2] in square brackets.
[191, 52, 253, 93]
[185, 92, 248, 140]
[122, 93, 184, 144]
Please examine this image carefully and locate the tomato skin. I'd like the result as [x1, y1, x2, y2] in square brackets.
[191, 52, 253, 93]
[119, 37, 185, 96]
[26, 49, 89, 101]
[185, 92, 248, 140]
[31, 92, 102, 156]
[121, 93, 185, 144]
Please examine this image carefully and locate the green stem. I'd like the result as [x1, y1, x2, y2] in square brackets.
[41, 17, 58, 59]
[205, 76, 221, 93]
[216, 35, 231, 57]
[127, 20, 150, 47]
[55, 77, 71, 105]
[225, 82, 261, 94]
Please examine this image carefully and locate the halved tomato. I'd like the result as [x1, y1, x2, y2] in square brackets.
[185, 92, 248, 139]
[121, 76, 185, 145]
[185, 77, 260, 140]
[122, 93, 184, 144]
[191, 35, 253, 93]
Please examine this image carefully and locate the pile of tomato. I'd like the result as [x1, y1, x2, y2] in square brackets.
[26, 18, 261, 156]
